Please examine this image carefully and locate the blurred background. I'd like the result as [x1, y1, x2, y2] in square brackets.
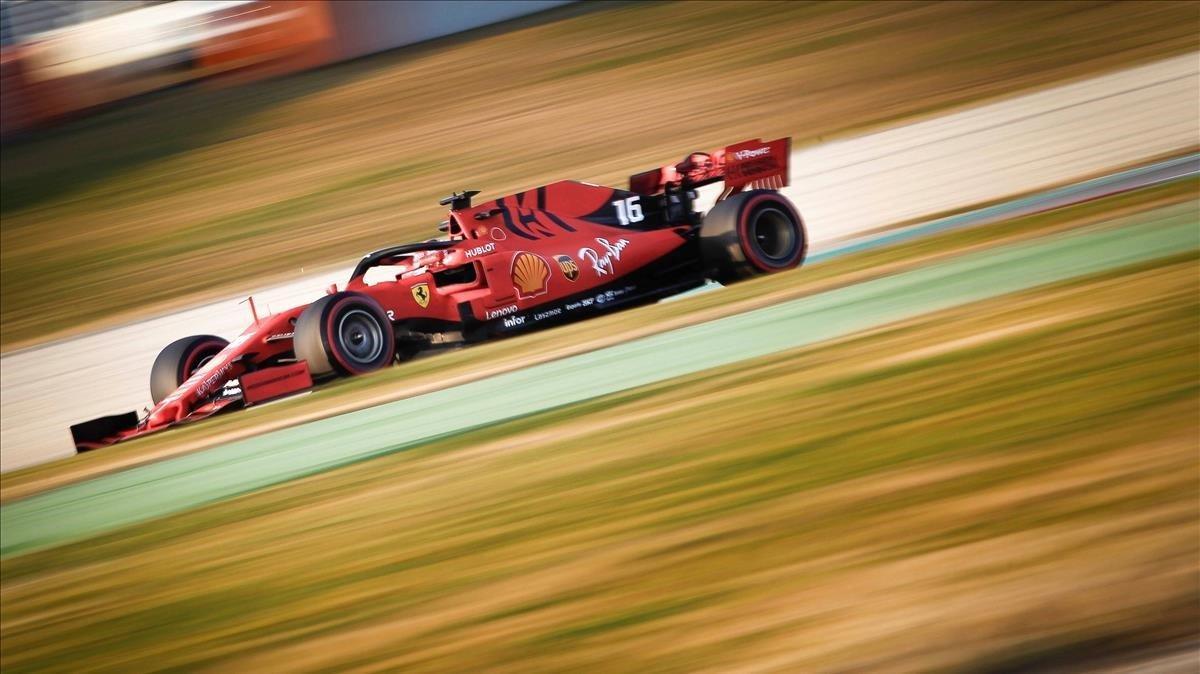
[1, 0, 1195, 349]
[0, 1, 1197, 672]
[0, 0, 570, 135]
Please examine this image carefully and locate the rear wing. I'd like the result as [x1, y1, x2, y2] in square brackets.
[629, 137, 790, 199]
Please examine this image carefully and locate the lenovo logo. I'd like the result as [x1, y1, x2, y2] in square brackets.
[485, 305, 518, 320]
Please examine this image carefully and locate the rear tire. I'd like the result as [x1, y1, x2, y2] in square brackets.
[294, 292, 395, 378]
[700, 189, 806, 283]
[150, 334, 229, 404]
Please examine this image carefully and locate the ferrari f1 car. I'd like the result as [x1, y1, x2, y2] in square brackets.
[70, 138, 806, 450]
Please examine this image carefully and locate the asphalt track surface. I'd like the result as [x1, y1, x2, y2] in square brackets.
[3, 208, 1196, 557]
[1, 53, 1196, 471]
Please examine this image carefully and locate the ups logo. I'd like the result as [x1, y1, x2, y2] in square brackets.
[555, 255, 579, 282]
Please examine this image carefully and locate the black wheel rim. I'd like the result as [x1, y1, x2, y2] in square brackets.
[192, 354, 216, 375]
[183, 343, 225, 380]
[337, 309, 384, 365]
[749, 206, 798, 264]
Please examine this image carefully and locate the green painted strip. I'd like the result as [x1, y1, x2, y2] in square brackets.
[2, 211, 1196, 556]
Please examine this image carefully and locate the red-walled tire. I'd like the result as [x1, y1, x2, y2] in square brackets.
[294, 292, 395, 378]
[150, 334, 229, 404]
[700, 190, 806, 283]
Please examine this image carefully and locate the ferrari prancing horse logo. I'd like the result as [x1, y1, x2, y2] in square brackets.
[411, 282, 431, 308]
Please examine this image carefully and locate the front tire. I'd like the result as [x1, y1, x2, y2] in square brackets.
[294, 292, 395, 378]
[700, 189, 806, 283]
[150, 334, 229, 404]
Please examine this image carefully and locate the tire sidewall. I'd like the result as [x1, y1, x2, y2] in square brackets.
[735, 192, 806, 273]
[700, 189, 806, 282]
[296, 292, 395, 377]
[178, 338, 227, 382]
[150, 334, 229, 404]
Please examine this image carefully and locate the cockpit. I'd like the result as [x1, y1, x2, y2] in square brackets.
[351, 191, 490, 289]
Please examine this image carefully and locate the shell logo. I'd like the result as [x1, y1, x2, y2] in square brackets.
[511, 252, 550, 300]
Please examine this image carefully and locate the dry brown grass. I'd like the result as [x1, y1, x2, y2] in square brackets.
[2, 0, 1197, 349]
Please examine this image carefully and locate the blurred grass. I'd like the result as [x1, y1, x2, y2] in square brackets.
[2, 0, 1197, 350]
[3, 178, 1193, 502]
[1, 240, 1195, 672]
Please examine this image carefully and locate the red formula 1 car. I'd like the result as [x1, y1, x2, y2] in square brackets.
[70, 138, 806, 450]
